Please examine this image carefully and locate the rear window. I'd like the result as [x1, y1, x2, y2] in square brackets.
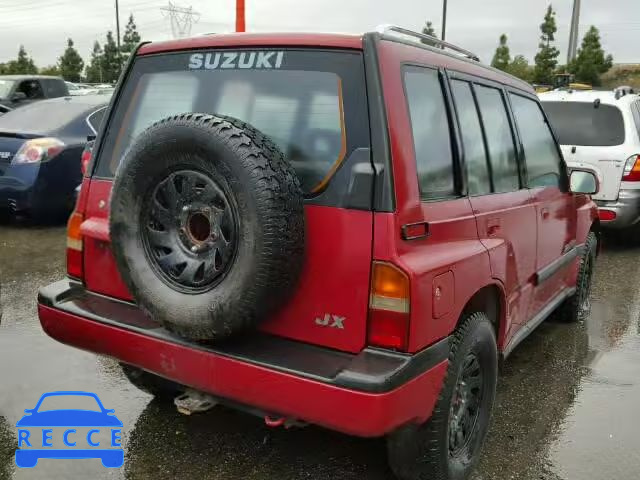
[0, 99, 100, 133]
[95, 49, 369, 194]
[542, 101, 625, 147]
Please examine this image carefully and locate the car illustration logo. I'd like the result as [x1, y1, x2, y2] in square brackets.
[15, 391, 123, 468]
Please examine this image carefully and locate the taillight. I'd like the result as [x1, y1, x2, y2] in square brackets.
[67, 211, 84, 279]
[368, 262, 410, 351]
[622, 155, 640, 181]
[12, 138, 65, 164]
[80, 150, 91, 176]
[81, 140, 94, 176]
[598, 209, 617, 221]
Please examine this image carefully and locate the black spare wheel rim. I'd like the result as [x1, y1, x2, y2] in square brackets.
[141, 169, 238, 293]
[449, 351, 484, 457]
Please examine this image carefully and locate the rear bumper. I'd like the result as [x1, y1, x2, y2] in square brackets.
[38, 279, 449, 437]
[596, 189, 640, 229]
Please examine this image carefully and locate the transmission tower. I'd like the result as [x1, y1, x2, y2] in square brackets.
[161, 1, 201, 38]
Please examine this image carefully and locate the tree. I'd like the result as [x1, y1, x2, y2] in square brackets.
[491, 34, 511, 71]
[102, 31, 121, 83]
[121, 14, 141, 56]
[533, 5, 560, 84]
[58, 38, 84, 82]
[421, 21, 438, 47]
[40, 65, 61, 76]
[569, 26, 613, 86]
[506, 55, 532, 82]
[6, 46, 37, 75]
[85, 41, 104, 83]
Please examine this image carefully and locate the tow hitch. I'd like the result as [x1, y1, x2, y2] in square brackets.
[174, 390, 218, 415]
[174, 389, 307, 428]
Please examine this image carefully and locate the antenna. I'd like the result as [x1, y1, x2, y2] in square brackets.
[160, 1, 201, 39]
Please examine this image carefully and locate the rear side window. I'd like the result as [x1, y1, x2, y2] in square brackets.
[87, 107, 106, 133]
[510, 94, 563, 188]
[542, 101, 625, 147]
[450, 80, 490, 196]
[475, 85, 520, 193]
[95, 50, 369, 195]
[42, 79, 68, 98]
[632, 101, 640, 139]
[404, 66, 455, 199]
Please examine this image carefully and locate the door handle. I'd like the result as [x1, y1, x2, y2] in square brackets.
[541, 207, 550, 220]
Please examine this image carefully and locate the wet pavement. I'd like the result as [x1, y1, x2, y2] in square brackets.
[0, 222, 639, 479]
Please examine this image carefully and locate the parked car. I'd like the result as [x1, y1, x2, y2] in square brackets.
[0, 75, 69, 112]
[0, 95, 108, 220]
[541, 88, 640, 235]
[37, 26, 599, 480]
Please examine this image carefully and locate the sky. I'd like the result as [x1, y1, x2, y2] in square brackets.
[0, 0, 638, 68]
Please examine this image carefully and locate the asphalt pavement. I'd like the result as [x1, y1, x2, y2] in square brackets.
[0, 222, 639, 480]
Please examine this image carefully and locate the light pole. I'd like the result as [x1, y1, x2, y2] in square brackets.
[441, 0, 448, 42]
[567, 0, 581, 64]
[236, 0, 246, 32]
[115, 0, 121, 51]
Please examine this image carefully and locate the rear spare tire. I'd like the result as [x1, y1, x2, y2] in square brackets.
[110, 113, 304, 340]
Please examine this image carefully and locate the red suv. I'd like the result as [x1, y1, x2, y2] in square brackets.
[38, 26, 600, 479]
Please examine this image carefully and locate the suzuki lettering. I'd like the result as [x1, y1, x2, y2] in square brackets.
[188, 51, 285, 70]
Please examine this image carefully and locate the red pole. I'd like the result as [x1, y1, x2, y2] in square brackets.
[236, 0, 246, 32]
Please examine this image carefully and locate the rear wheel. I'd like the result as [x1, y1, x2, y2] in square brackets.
[119, 363, 184, 399]
[387, 312, 497, 480]
[558, 232, 597, 323]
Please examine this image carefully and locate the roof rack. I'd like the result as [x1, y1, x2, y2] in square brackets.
[376, 24, 480, 62]
[614, 85, 635, 100]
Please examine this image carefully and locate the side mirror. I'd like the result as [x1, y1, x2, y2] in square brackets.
[570, 169, 599, 195]
[11, 92, 27, 102]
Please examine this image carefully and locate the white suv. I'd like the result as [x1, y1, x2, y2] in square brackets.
[541, 88, 640, 232]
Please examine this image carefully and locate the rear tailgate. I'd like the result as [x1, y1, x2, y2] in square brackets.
[561, 145, 627, 201]
[81, 47, 374, 354]
[82, 180, 374, 353]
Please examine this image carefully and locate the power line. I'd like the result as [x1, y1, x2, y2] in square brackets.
[160, 1, 200, 38]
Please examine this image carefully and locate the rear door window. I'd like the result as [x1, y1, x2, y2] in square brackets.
[42, 79, 68, 98]
[95, 50, 368, 195]
[475, 85, 520, 193]
[450, 80, 490, 196]
[542, 101, 625, 146]
[511, 94, 563, 188]
[403, 66, 456, 200]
